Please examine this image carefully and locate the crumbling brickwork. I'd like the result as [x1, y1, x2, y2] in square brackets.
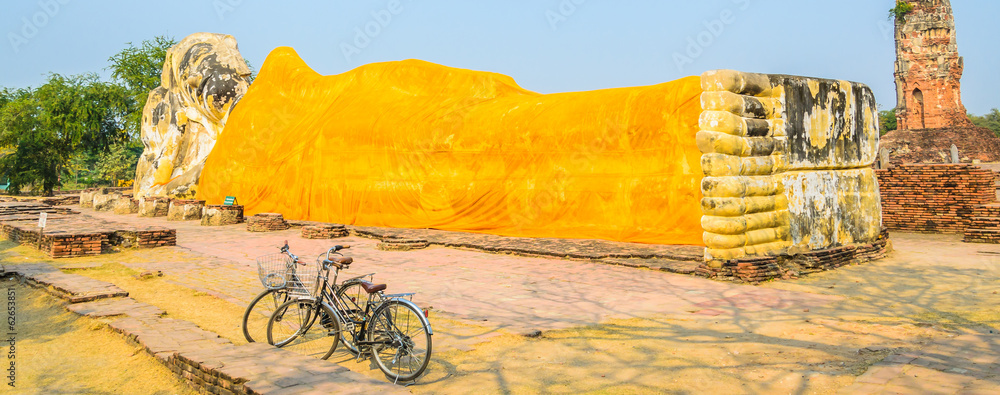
[246, 213, 289, 232]
[876, 164, 994, 233]
[893, 0, 971, 130]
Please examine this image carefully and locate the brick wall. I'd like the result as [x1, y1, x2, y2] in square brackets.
[876, 164, 995, 233]
[247, 213, 289, 232]
[301, 224, 348, 239]
[44, 233, 105, 258]
[964, 204, 1000, 243]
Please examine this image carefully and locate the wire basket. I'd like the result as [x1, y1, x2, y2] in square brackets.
[256, 253, 295, 290]
[285, 260, 321, 300]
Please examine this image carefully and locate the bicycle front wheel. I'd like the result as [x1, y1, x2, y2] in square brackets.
[266, 300, 341, 360]
[368, 299, 433, 382]
[242, 288, 289, 343]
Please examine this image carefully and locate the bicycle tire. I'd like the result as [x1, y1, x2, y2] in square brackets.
[333, 279, 371, 355]
[242, 288, 289, 343]
[266, 299, 341, 360]
[368, 299, 433, 382]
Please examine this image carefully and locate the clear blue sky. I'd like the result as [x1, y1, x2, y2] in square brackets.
[2, 0, 998, 114]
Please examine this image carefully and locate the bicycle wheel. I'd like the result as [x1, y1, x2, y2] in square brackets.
[242, 288, 289, 343]
[334, 279, 372, 355]
[368, 299, 433, 382]
[266, 299, 341, 360]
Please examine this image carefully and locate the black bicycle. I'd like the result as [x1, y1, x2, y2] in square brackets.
[241, 242, 373, 348]
[265, 243, 433, 383]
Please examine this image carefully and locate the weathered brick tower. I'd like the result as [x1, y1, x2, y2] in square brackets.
[893, 0, 971, 130]
[882, 0, 1000, 163]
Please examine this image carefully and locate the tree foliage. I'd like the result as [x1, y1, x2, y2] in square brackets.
[0, 35, 182, 195]
[107, 35, 177, 140]
[969, 109, 1000, 138]
[0, 74, 130, 195]
[879, 108, 897, 136]
[93, 142, 143, 185]
[889, 1, 915, 22]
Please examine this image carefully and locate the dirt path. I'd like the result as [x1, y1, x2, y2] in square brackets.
[2, 277, 196, 394]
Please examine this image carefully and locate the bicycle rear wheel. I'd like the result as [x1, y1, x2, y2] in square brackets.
[267, 299, 341, 360]
[334, 279, 371, 355]
[368, 299, 433, 382]
[242, 288, 289, 343]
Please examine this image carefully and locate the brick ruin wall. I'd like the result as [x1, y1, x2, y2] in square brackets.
[301, 224, 348, 239]
[0, 202, 177, 258]
[893, 0, 971, 130]
[247, 213, 289, 232]
[876, 164, 995, 233]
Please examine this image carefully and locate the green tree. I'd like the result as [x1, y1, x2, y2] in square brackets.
[107, 35, 177, 140]
[93, 141, 143, 185]
[969, 109, 1000, 138]
[0, 74, 130, 195]
[879, 108, 897, 135]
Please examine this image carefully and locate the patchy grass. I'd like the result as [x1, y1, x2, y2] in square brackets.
[6, 280, 196, 394]
[63, 261, 251, 346]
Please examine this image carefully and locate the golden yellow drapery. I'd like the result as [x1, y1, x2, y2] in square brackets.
[198, 47, 705, 245]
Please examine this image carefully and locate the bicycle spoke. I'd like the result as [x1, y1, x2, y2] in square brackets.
[368, 300, 432, 382]
[267, 300, 340, 360]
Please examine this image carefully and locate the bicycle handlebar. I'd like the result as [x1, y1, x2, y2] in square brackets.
[325, 245, 350, 261]
[279, 240, 302, 264]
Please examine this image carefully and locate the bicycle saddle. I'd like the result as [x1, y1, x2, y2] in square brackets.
[360, 280, 387, 294]
[324, 256, 353, 269]
[333, 257, 353, 265]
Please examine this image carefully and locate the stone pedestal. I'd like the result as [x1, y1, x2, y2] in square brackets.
[200, 205, 244, 226]
[167, 199, 206, 221]
[79, 188, 107, 208]
[138, 196, 170, 217]
[113, 196, 139, 214]
[247, 213, 289, 232]
[92, 193, 121, 212]
[301, 224, 348, 239]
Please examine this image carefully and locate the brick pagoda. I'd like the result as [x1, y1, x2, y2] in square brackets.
[881, 0, 1000, 164]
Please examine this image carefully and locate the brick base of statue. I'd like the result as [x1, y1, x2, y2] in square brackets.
[167, 199, 206, 221]
[247, 213, 289, 232]
[301, 224, 348, 239]
[138, 197, 170, 217]
[695, 229, 890, 283]
[201, 205, 245, 226]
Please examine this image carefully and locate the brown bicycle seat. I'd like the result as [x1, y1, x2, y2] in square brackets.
[324, 256, 353, 269]
[360, 281, 387, 294]
[333, 257, 353, 265]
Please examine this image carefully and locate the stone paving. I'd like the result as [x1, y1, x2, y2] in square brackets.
[1, 261, 407, 394]
[2, 262, 129, 302]
[7, 204, 1000, 393]
[839, 330, 1000, 394]
[83, 208, 838, 338]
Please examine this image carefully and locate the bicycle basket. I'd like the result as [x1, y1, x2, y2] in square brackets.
[255, 253, 295, 290]
[285, 260, 321, 300]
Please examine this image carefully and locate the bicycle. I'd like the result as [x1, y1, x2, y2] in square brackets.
[241, 242, 373, 346]
[266, 244, 433, 383]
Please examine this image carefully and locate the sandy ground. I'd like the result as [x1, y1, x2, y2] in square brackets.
[2, 277, 196, 394]
[2, 231, 999, 394]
